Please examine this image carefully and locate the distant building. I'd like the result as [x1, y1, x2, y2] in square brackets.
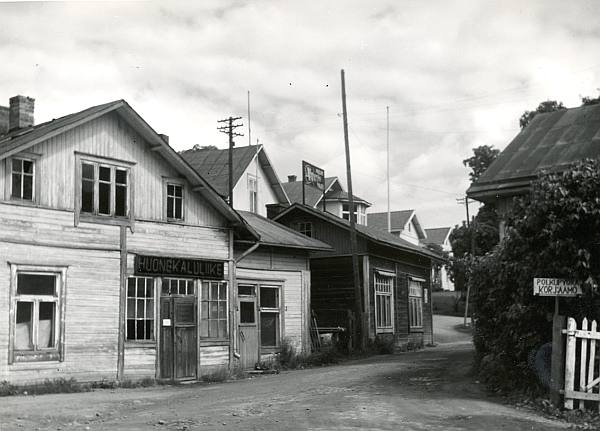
[467, 103, 600, 236]
[282, 175, 370, 225]
[423, 227, 454, 291]
[368, 210, 427, 246]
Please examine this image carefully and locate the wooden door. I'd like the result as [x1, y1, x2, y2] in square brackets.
[160, 296, 197, 380]
[238, 296, 259, 369]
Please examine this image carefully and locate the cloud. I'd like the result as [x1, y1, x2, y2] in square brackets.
[1, 0, 600, 228]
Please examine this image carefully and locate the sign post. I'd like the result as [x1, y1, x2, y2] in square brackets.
[534, 278, 582, 405]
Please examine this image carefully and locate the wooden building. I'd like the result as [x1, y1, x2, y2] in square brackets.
[181, 145, 332, 369]
[0, 96, 263, 384]
[274, 204, 440, 350]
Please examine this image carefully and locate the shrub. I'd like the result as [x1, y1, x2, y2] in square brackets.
[472, 159, 600, 393]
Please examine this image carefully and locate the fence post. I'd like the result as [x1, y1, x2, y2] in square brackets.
[587, 320, 597, 409]
[565, 317, 577, 410]
[579, 318, 589, 410]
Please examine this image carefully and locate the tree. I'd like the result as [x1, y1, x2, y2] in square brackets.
[462, 145, 500, 183]
[581, 95, 600, 106]
[471, 159, 600, 392]
[519, 100, 566, 129]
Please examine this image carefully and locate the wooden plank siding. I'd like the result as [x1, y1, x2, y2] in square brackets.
[236, 246, 311, 353]
[0, 111, 238, 384]
[1, 112, 225, 227]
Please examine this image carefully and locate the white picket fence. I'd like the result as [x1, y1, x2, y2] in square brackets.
[564, 317, 600, 410]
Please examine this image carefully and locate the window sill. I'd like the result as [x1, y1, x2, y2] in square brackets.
[12, 350, 61, 363]
[409, 327, 424, 333]
[79, 213, 131, 227]
[125, 341, 156, 348]
[376, 328, 394, 334]
[200, 339, 229, 346]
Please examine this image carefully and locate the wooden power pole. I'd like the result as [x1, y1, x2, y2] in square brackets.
[340, 69, 364, 350]
[218, 116, 243, 207]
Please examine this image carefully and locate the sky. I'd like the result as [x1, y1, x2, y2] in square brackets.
[1, 0, 600, 229]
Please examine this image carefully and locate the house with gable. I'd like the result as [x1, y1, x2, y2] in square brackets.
[282, 175, 371, 225]
[368, 209, 428, 246]
[274, 203, 439, 350]
[180, 145, 331, 368]
[0, 95, 273, 384]
[467, 103, 600, 236]
[424, 227, 454, 291]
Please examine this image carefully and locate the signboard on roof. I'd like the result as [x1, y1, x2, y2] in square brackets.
[533, 278, 582, 297]
[302, 160, 325, 191]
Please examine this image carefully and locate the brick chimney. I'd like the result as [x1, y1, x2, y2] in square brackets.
[0, 105, 8, 135]
[9, 95, 35, 131]
[287, 175, 297, 182]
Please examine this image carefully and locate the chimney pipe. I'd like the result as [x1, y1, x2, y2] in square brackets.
[287, 175, 297, 183]
[9, 95, 35, 131]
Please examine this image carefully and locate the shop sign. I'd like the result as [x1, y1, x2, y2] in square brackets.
[302, 160, 325, 190]
[533, 278, 582, 297]
[134, 255, 224, 279]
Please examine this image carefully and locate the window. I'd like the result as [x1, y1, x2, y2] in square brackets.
[343, 203, 366, 224]
[80, 160, 129, 218]
[127, 277, 155, 341]
[162, 278, 194, 295]
[375, 272, 394, 332]
[409, 279, 424, 329]
[260, 286, 280, 348]
[11, 157, 34, 201]
[294, 221, 313, 237]
[248, 174, 257, 213]
[166, 183, 184, 220]
[10, 265, 66, 363]
[200, 281, 228, 338]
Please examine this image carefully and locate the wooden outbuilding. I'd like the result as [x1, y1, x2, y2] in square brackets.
[274, 204, 440, 350]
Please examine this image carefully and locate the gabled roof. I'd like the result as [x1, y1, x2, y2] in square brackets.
[424, 227, 452, 245]
[273, 203, 440, 261]
[282, 176, 370, 207]
[467, 103, 600, 202]
[179, 145, 290, 204]
[368, 210, 414, 232]
[0, 99, 256, 237]
[237, 211, 332, 251]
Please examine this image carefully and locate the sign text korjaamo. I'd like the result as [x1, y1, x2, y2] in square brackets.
[533, 278, 582, 297]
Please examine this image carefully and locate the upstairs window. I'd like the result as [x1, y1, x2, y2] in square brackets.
[294, 221, 313, 237]
[248, 174, 258, 213]
[343, 203, 365, 224]
[166, 183, 184, 220]
[11, 157, 35, 201]
[80, 161, 129, 218]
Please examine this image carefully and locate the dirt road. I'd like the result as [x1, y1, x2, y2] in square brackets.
[0, 343, 569, 431]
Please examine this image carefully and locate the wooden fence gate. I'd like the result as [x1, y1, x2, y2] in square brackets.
[563, 317, 600, 410]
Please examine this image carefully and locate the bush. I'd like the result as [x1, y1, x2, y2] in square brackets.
[278, 337, 342, 369]
[472, 159, 600, 393]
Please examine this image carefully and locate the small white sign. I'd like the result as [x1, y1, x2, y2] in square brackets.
[162, 318, 172, 327]
[533, 278, 582, 297]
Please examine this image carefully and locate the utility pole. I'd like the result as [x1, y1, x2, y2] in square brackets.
[340, 69, 363, 351]
[456, 196, 473, 327]
[386, 106, 391, 233]
[218, 116, 243, 207]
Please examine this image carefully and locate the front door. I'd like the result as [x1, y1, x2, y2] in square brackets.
[160, 295, 197, 380]
[238, 285, 259, 369]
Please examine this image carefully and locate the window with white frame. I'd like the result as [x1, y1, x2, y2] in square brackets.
[409, 279, 424, 329]
[166, 183, 184, 220]
[259, 285, 280, 348]
[248, 174, 258, 213]
[342, 203, 366, 225]
[294, 221, 313, 237]
[161, 278, 194, 296]
[200, 281, 228, 338]
[80, 160, 129, 218]
[10, 265, 66, 363]
[126, 277, 155, 341]
[11, 157, 35, 201]
[375, 272, 394, 332]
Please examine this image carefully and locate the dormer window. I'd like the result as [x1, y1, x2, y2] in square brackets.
[11, 157, 34, 201]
